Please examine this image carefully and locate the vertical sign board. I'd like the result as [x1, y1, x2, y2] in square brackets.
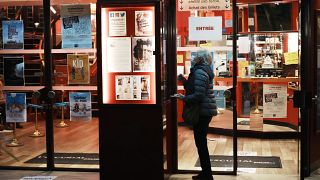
[189, 17, 222, 41]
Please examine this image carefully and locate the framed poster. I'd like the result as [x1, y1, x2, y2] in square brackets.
[3, 56, 24, 86]
[132, 37, 155, 72]
[5, 93, 27, 122]
[109, 11, 126, 36]
[135, 10, 153, 36]
[61, 4, 92, 48]
[2, 20, 24, 49]
[69, 92, 92, 121]
[67, 54, 90, 84]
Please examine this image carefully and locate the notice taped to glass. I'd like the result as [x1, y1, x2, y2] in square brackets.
[263, 84, 287, 118]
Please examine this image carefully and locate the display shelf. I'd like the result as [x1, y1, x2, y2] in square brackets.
[52, 86, 97, 91]
[177, 46, 232, 52]
[0, 49, 97, 54]
[2, 86, 45, 91]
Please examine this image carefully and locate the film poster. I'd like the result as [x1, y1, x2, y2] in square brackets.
[69, 92, 92, 121]
[2, 20, 24, 49]
[5, 93, 27, 122]
[61, 4, 92, 48]
[67, 54, 90, 84]
[132, 37, 155, 72]
[3, 56, 24, 86]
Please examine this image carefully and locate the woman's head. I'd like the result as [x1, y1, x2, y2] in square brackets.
[191, 49, 212, 67]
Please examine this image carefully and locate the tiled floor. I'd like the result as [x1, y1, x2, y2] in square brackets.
[0, 170, 319, 180]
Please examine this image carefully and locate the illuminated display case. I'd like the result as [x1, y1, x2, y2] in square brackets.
[101, 5, 156, 104]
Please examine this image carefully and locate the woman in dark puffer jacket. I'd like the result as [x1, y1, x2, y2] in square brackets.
[178, 49, 217, 180]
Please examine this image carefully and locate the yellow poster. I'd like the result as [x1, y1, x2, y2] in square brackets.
[238, 60, 249, 78]
[284, 52, 299, 65]
[177, 54, 183, 64]
[67, 54, 90, 84]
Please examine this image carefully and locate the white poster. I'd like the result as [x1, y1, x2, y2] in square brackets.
[135, 11, 153, 36]
[116, 75, 150, 100]
[106, 37, 131, 72]
[238, 36, 250, 54]
[132, 37, 155, 72]
[189, 17, 222, 41]
[263, 84, 287, 118]
[69, 92, 92, 121]
[109, 11, 126, 36]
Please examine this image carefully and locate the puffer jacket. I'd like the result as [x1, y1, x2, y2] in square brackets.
[183, 64, 217, 117]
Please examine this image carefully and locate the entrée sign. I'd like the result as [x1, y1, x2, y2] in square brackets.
[178, 0, 231, 11]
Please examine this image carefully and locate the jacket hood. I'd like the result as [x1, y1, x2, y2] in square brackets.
[194, 64, 214, 79]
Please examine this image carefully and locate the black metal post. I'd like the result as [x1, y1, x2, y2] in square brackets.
[43, 0, 54, 170]
[232, 0, 238, 175]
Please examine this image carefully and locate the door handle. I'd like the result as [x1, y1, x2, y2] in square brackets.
[47, 91, 56, 99]
[312, 95, 318, 104]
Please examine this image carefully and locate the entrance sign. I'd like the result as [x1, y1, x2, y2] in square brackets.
[178, 0, 231, 11]
[189, 17, 222, 41]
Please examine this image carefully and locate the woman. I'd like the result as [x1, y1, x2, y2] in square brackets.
[177, 49, 217, 180]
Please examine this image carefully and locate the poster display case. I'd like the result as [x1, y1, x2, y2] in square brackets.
[101, 5, 156, 104]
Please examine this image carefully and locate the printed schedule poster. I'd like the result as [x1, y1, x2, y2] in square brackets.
[6, 93, 27, 123]
[69, 92, 92, 121]
[61, 4, 92, 48]
[132, 37, 155, 72]
[263, 84, 287, 118]
[67, 54, 90, 84]
[109, 11, 126, 36]
[2, 20, 24, 49]
[115, 75, 150, 100]
[135, 11, 153, 36]
[3, 56, 24, 86]
[106, 37, 131, 72]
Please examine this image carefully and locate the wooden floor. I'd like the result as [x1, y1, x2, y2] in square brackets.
[0, 117, 299, 176]
[177, 125, 299, 175]
[210, 109, 296, 132]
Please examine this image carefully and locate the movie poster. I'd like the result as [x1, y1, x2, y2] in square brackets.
[132, 37, 155, 72]
[2, 20, 24, 49]
[263, 84, 287, 118]
[109, 11, 126, 36]
[5, 93, 27, 122]
[67, 54, 90, 84]
[69, 92, 91, 120]
[116, 75, 150, 100]
[61, 4, 92, 48]
[135, 11, 153, 36]
[3, 56, 24, 86]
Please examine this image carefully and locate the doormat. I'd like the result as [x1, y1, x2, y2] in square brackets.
[25, 153, 99, 164]
[195, 155, 282, 168]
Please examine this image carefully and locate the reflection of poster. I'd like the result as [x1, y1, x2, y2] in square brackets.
[2, 20, 24, 49]
[69, 92, 91, 121]
[116, 75, 150, 100]
[67, 54, 90, 84]
[135, 11, 153, 36]
[4, 56, 24, 86]
[6, 93, 27, 122]
[263, 84, 287, 118]
[213, 90, 226, 109]
[106, 37, 131, 72]
[109, 11, 126, 36]
[61, 4, 92, 48]
[132, 37, 155, 72]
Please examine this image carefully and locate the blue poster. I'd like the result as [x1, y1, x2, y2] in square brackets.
[2, 20, 24, 49]
[5, 93, 27, 122]
[69, 92, 91, 120]
[213, 90, 226, 109]
[61, 4, 92, 48]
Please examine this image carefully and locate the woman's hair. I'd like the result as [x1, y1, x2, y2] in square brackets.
[194, 49, 212, 66]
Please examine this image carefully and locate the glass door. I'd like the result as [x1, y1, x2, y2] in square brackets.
[175, 0, 236, 173]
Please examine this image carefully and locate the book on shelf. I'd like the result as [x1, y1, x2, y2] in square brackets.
[2, 20, 24, 49]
